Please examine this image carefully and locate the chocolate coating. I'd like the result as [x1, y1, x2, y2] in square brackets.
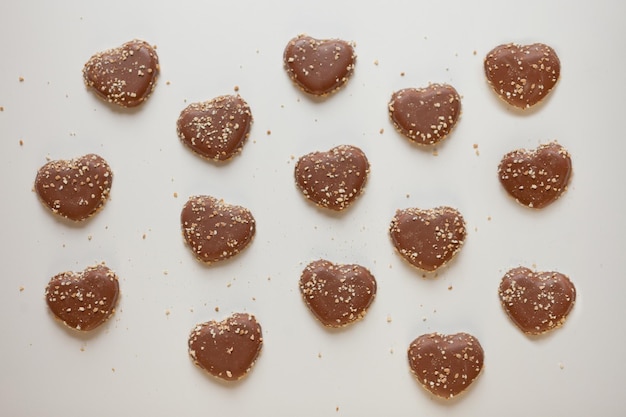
[177, 95, 253, 162]
[180, 195, 255, 264]
[34, 154, 113, 221]
[484, 43, 560, 108]
[499, 267, 576, 335]
[83, 39, 159, 108]
[188, 313, 263, 381]
[45, 264, 120, 331]
[294, 145, 369, 211]
[299, 259, 377, 327]
[283, 34, 356, 96]
[388, 84, 461, 145]
[389, 206, 466, 272]
[498, 142, 572, 209]
[408, 332, 484, 399]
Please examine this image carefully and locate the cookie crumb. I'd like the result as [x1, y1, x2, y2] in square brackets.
[234, 85, 240, 92]
[448, 285, 453, 290]
[19, 76, 24, 82]
[111, 367, 116, 373]
[318, 352, 322, 359]
[215, 306, 220, 312]
[19, 139, 23, 146]
[373, 59, 379, 65]
[142, 233, 146, 240]
[400, 71, 405, 77]
[19, 286, 24, 292]
[163, 270, 169, 275]
[87, 235, 93, 241]
[559, 362, 565, 370]
[432, 148, 439, 156]
[386, 315, 392, 323]
[266, 130, 271, 135]
[173, 192, 178, 198]
[166, 80, 171, 85]
[473, 50, 477, 55]
[487, 216, 492, 221]
[390, 348, 394, 354]
[379, 128, 384, 134]
[165, 309, 171, 316]
[0, 106, 4, 111]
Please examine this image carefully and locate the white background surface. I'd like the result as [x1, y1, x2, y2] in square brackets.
[1, 0, 625, 416]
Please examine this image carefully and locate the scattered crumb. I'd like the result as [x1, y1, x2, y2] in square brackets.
[422, 316, 427, 322]
[251, 297, 256, 301]
[379, 128, 384, 134]
[318, 352, 322, 359]
[111, 368, 116, 373]
[234, 85, 239, 92]
[473, 50, 477, 56]
[487, 216, 492, 221]
[266, 130, 271, 135]
[400, 71, 405, 77]
[214, 306, 220, 312]
[226, 282, 232, 288]
[163, 270, 169, 275]
[406, 193, 410, 198]
[336, 406, 339, 412]
[173, 192, 178, 198]
[19, 76, 24, 82]
[373, 59, 379, 65]
[166, 80, 171, 85]
[87, 235, 93, 241]
[432, 148, 439, 156]
[386, 315, 392, 323]
[80, 345, 86, 352]
[19, 286, 24, 292]
[165, 309, 171, 317]
[390, 348, 394, 354]
[0, 106, 4, 111]
[19, 139, 23, 146]
[142, 233, 146, 240]
[559, 362, 565, 370]
[448, 285, 453, 291]
[473, 143, 478, 149]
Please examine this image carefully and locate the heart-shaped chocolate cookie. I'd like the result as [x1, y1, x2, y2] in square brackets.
[177, 95, 253, 162]
[408, 332, 484, 399]
[34, 154, 113, 221]
[180, 195, 255, 264]
[83, 39, 159, 108]
[389, 206, 466, 272]
[498, 266, 576, 335]
[45, 264, 120, 331]
[388, 84, 461, 145]
[188, 313, 263, 381]
[484, 42, 560, 108]
[283, 34, 356, 96]
[299, 259, 377, 327]
[498, 142, 572, 208]
[294, 145, 369, 211]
